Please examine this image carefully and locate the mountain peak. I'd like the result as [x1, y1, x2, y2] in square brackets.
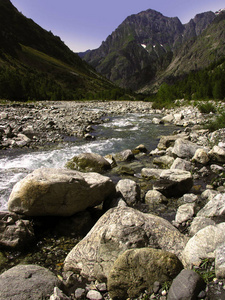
[83, 8, 221, 91]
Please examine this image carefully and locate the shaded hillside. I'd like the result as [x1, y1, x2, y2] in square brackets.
[82, 9, 216, 91]
[0, 0, 115, 100]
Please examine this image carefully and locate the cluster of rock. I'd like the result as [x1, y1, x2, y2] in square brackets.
[1, 101, 225, 299]
[0, 101, 154, 150]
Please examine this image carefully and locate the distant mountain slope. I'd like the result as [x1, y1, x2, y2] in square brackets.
[0, 0, 115, 100]
[141, 10, 225, 93]
[82, 9, 217, 91]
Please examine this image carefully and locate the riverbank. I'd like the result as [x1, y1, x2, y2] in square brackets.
[0, 100, 225, 300]
[0, 101, 156, 152]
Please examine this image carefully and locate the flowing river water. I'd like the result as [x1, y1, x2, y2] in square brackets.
[0, 112, 178, 210]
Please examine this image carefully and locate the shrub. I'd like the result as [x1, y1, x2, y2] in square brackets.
[206, 112, 225, 131]
[198, 102, 217, 114]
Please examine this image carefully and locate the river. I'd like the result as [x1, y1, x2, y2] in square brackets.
[0, 112, 178, 210]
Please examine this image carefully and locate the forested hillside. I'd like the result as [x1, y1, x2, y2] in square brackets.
[0, 0, 120, 101]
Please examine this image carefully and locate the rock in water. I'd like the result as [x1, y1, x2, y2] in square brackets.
[64, 206, 188, 281]
[65, 152, 111, 173]
[108, 248, 183, 300]
[8, 168, 115, 216]
[0, 264, 61, 300]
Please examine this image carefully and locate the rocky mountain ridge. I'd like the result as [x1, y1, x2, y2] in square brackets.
[81, 9, 223, 92]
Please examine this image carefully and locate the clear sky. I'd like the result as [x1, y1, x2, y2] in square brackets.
[10, 0, 225, 52]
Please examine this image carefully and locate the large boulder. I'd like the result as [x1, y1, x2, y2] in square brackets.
[0, 211, 34, 249]
[65, 153, 111, 173]
[172, 138, 201, 159]
[153, 169, 193, 198]
[64, 206, 188, 281]
[108, 248, 183, 300]
[0, 264, 61, 300]
[8, 168, 115, 216]
[182, 223, 225, 267]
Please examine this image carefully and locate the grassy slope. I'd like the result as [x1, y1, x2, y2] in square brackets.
[0, 0, 115, 100]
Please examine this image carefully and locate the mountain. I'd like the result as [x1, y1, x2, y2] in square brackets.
[0, 0, 115, 101]
[82, 9, 218, 92]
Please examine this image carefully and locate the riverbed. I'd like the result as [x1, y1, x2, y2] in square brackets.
[0, 101, 178, 210]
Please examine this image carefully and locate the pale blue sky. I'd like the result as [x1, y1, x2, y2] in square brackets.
[10, 0, 225, 52]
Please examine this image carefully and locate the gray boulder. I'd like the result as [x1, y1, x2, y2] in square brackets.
[8, 168, 115, 216]
[170, 157, 192, 171]
[197, 193, 225, 222]
[114, 149, 135, 162]
[215, 243, 225, 278]
[189, 216, 216, 236]
[208, 145, 225, 163]
[65, 152, 111, 173]
[172, 138, 201, 159]
[145, 190, 167, 209]
[201, 189, 219, 202]
[116, 179, 141, 206]
[192, 148, 209, 165]
[153, 169, 193, 198]
[0, 264, 61, 300]
[64, 206, 188, 281]
[0, 211, 34, 249]
[167, 269, 205, 300]
[108, 248, 183, 300]
[160, 114, 174, 124]
[182, 223, 225, 267]
[175, 203, 195, 224]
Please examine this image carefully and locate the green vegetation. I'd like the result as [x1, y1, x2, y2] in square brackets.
[198, 102, 217, 114]
[0, 0, 128, 101]
[206, 112, 225, 131]
[194, 258, 215, 284]
[149, 57, 225, 108]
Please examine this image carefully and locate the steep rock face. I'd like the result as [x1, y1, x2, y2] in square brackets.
[183, 12, 216, 40]
[83, 9, 216, 90]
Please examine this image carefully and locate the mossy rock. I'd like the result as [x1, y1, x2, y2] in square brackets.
[108, 248, 183, 300]
[65, 153, 111, 173]
[114, 166, 135, 176]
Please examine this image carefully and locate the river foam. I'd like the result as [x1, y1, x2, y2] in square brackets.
[0, 112, 177, 210]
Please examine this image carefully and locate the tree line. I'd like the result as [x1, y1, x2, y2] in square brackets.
[152, 57, 225, 107]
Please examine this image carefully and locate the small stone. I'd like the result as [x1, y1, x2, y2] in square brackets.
[75, 288, 86, 299]
[198, 290, 206, 298]
[86, 290, 103, 300]
[153, 281, 161, 293]
[96, 283, 107, 292]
